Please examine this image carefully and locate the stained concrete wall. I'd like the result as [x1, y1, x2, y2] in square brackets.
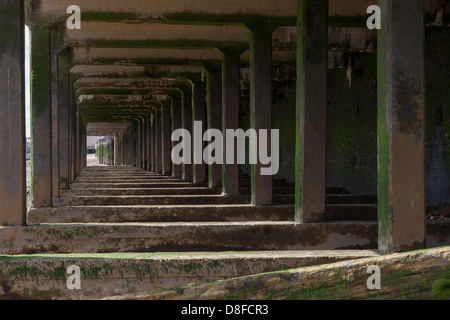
[239, 29, 450, 205]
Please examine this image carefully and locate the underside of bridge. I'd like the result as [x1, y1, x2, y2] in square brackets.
[0, 0, 449, 300]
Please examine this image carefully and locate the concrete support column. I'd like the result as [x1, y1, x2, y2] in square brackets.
[131, 125, 136, 167]
[162, 101, 172, 176]
[31, 28, 53, 208]
[135, 120, 141, 168]
[205, 68, 223, 189]
[155, 109, 162, 173]
[171, 93, 183, 178]
[50, 38, 60, 198]
[152, 112, 158, 172]
[295, 0, 328, 223]
[148, 112, 154, 171]
[192, 80, 206, 183]
[144, 113, 152, 171]
[378, 0, 426, 253]
[221, 51, 241, 195]
[58, 49, 70, 189]
[140, 116, 146, 169]
[114, 135, 119, 166]
[0, 0, 26, 225]
[182, 87, 193, 181]
[69, 94, 76, 182]
[250, 30, 273, 205]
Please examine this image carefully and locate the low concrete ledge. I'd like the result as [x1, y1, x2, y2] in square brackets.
[1, 221, 448, 256]
[108, 247, 450, 300]
[27, 205, 294, 224]
[0, 222, 378, 255]
[0, 250, 378, 300]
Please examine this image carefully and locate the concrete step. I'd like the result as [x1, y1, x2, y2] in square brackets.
[325, 204, 378, 221]
[53, 194, 252, 206]
[70, 182, 209, 189]
[74, 178, 184, 183]
[28, 205, 295, 224]
[0, 250, 378, 300]
[326, 194, 377, 204]
[61, 187, 221, 196]
[0, 222, 378, 255]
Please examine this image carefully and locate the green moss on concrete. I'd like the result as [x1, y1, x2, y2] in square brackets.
[31, 28, 51, 117]
[431, 278, 450, 298]
[327, 53, 378, 194]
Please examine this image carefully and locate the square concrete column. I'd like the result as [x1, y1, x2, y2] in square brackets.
[205, 68, 223, 189]
[155, 109, 163, 173]
[152, 112, 158, 172]
[250, 31, 273, 205]
[162, 101, 172, 176]
[58, 49, 70, 189]
[295, 0, 328, 223]
[145, 115, 150, 170]
[141, 116, 147, 169]
[378, 0, 426, 253]
[192, 80, 206, 183]
[31, 28, 53, 208]
[114, 135, 119, 166]
[149, 112, 154, 171]
[221, 51, 241, 195]
[70, 94, 76, 182]
[0, 0, 26, 225]
[51, 40, 60, 198]
[181, 87, 193, 181]
[171, 93, 183, 179]
[135, 120, 141, 168]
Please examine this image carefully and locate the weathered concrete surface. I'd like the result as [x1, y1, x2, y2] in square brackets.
[0, 0, 26, 225]
[295, 0, 328, 223]
[0, 222, 378, 255]
[0, 250, 378, 300]
[377, 0, 426, 253]
[60, 187, 220, 196]
[110, 247, 450, 300]
[53, 194, 252, 206]
[27, 205, 294, 224]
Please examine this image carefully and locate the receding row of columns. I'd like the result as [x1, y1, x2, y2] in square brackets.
[0, 0, 427, 253]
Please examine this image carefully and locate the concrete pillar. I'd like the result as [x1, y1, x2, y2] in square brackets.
[114, 135, 119, 166]
[250, 31, 273, 205]
[221, 50, 241, 195]
[162, 101, 172, 176]
[192, 80, 206, 183]
[148, 112, 154, 171]
[141, 116, 146, 169]
[295, 0, 328, 223]
[152, 111, 158, 172]
[145, 114, 150, 170]
[378, 0, 426, 253]
[205, 68, 223, 189]
[0, 0, 26, 225]
[171, 93, 183, 178]
[58, 49, 70, 189]
[135, 120, 141, 168]
[182, 87, 193, 181]
[51, 36, 60, 198]
[69, 94, 76, 182]
[155, 109, 163, 173]
[31, 28, 53, 208]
